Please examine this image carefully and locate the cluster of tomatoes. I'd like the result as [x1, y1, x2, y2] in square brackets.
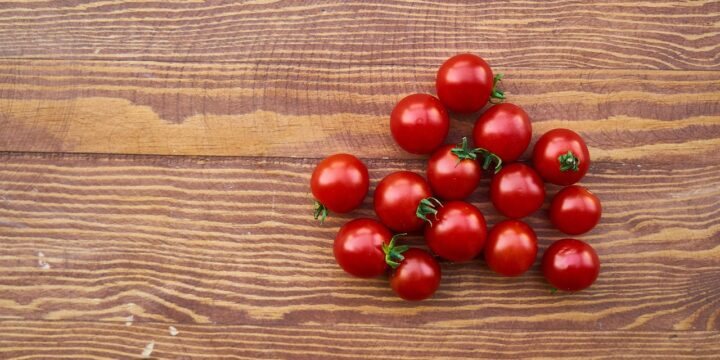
[311, 54, 601, 301]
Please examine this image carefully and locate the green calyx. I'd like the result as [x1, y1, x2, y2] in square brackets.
[382, 233, 409, 268]
[558, 150, 580, 172]
[451, 137, 503, 173]
[313, 201, 328, 223]
[489, 73, 506, 104]
[476, 148, 503, 174]
[451, 137, 479, 161]
[416, 197, 443, 226]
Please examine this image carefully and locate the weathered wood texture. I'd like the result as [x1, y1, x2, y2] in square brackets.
[0, 0, 718, 69]
[0, 62, 718, 158]
[0, 153, 718, 359]
[0, 0, 719, 358]
[2, 321, 719, 359]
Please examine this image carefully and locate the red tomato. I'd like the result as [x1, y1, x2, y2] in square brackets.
[310, 153, 369, 222]
[424, 200, 487, 262]
[390, 94, 450, 155]
[550, 185, 602, 235]
[484, 220, 538, 276]
[532, 128, 590, 186]
[390, 248, 441, 301]
[436, 53, 504, 113]
[374, 171, 432, 232]
[473, 103, 532, 163]
[490, 163, 545, 219]
[542, 238, 600, 291]
[426, 141, 482, 200]
[333, 218, 393, 278]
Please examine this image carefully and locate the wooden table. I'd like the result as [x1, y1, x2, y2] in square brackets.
[1, 1, 719, 359]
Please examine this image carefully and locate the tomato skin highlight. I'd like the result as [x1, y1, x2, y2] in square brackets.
[390, 248, 441, 301]
[427, 144, 482, 200]
[473, 103, 532, 163]
[436, 54, 495, 114]
[484, 220, 538, 276]
[374, 171, 432, 232]
[532, 128, 590, 186]
[490, 163, 546, 219]
[333, 218, 392, 278]
[424, 201, 487, 262]
[390, 94, 450, 155]
[542, 238, 600, 292]
[550, 185, 602, 235]
[310, 154, 369, 214]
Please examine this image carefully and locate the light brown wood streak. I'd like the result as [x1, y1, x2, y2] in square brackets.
[0, 60, 718, 158]
[0, 153, 717, 335]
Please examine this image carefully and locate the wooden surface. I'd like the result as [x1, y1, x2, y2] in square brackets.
[0, 1, 719, 359]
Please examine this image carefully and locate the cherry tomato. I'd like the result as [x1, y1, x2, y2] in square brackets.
[310, 153, 369, 222]
[426, 140, 482, 201]
[484, 220, 538, 276]
[532, 128, 590, 186]
[542, 238, 600, 291]
[390, 248, 441, 301]
[333, 218, 393, 278]
[490, 163, 545, 219]
[423, 200, 487, 262]
[436, 54, 504, 113]
[390, 94, 450, 155]
[550, 185, 602, 235]
[473, 103, 532, 163]
[374, 171, 432, 232]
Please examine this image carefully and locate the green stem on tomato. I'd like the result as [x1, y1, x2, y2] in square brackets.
[382, 233, 409, 268]
[558, 150, 580, 172]
[313, 200, 328, 224]
[489, 73, 506, 104]
[416, 197, 443, 226]
[476, 149, 503, 174]
[450, 137, 503, 173]
[451, 137, 479, 162]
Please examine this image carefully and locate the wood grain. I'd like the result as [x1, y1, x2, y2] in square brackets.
[0, 60, 718, 159]
[0, 1, 717, 70]
[1, 1, 719, 358]
[0, 152, 718, 333]
[1, 320, 719, 359]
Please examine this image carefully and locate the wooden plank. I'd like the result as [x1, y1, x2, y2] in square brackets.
[1, 321, 718, 360]
[0, 1, 717, 70]
[0, 60, 718, 159]
[0, 152, 718, 331]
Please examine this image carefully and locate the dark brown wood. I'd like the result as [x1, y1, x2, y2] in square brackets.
[0, 153, 718, 334]
[1, 320, 718, 359]
[0, 1, 717, 69]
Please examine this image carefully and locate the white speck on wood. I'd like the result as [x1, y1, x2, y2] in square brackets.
[125, 315, 134, 326]
[37, 251, 50, 270]
[169, 326, 179, 336]
[141, 341, 155, 358]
